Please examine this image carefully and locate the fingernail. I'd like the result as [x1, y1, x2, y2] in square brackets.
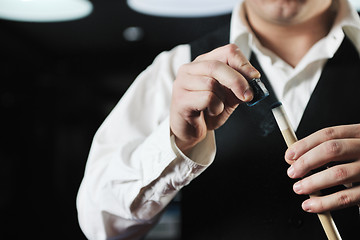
[287, 165, 295, 178]
[243, 88, 253, 101]
[250, 69, 261, 79]
[286, 149, 296, 160]
[293, 181, 302, 193]
[302, 200, 313, 212]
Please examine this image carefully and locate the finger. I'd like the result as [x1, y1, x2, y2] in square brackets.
[287, 138, 360, 178]
[205, 92, 225, 117]
[176, 71, 242, 109]
[286, 124, 360, 162]
[182, 60, 253, 102]
[175, 71, 227, 100]
[292, 162, 360, 195]
[300, 185, 360, 213]
[194, 44, 261, 80]
[175, 90, 224, 118]
[177, 74, 222, 92]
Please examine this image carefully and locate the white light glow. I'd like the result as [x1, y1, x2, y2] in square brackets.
[123, 26, 145, 42]
[0, 0, 93, 22]
[127, 0, 240, 18]
[128, 0, 360, 18]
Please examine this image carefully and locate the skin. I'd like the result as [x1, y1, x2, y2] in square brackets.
[170, 45, 260, 152]
[244, 0, 336, 67]
[170, 0, 360, 213]
[285, 125, 360, 213]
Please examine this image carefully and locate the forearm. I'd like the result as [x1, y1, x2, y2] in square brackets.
[76, 44, 217, 239]
[77, 118, 215, 239]
[76, 118, 173, 239]
[130, 130, 216, 219]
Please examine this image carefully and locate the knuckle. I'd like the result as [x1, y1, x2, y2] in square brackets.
[225, 44, 250, 67]
[297, 157, 307, 169]
[336, 192, 352, 208]
[224, 44, 239, 55]
[295, 157, 309, 175]
[324, 140, 342, 157]
[323, 127, 336, 140]
[332, 166, 349, 182]
[240, 62, 251, 68]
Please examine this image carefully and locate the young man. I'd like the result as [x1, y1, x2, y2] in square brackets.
[77, 0, 360, 239]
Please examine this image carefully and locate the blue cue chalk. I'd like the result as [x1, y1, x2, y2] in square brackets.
[246, 78, 269, 106]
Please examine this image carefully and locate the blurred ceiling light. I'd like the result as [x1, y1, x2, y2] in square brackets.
[0, 0, 93, 22]
[127, 0, 240, 18]
[128, 0, 360, 18]
[123, 26, 144, 42]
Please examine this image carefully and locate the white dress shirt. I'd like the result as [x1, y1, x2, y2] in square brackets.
[76, 1, 360, 239]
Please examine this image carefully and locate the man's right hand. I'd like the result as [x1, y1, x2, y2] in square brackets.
[170, 44, 261, 153]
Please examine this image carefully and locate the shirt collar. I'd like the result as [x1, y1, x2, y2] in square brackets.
[229, 1, 252, 59]
[337, 0, 360, 54]
[229, 0, 360, 60]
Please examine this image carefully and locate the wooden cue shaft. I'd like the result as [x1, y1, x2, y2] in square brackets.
[272, 103, 342, 240]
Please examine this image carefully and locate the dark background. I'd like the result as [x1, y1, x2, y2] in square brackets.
[0, 0, 230, 239]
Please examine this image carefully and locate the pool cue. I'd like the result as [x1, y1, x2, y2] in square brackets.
[271, 102, 342, 240]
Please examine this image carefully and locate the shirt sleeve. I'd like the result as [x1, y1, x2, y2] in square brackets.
[76, 44, 216, 240]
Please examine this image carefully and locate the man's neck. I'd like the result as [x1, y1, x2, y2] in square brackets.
[245, 3, 337, 68]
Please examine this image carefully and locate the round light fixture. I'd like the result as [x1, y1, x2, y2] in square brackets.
[127, 0, 240, 18]
[0, 0, 93, 22]
[123, 26, 145, 42]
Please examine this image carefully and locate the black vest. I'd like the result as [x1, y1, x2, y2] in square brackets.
[181, 25, 360, 239]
